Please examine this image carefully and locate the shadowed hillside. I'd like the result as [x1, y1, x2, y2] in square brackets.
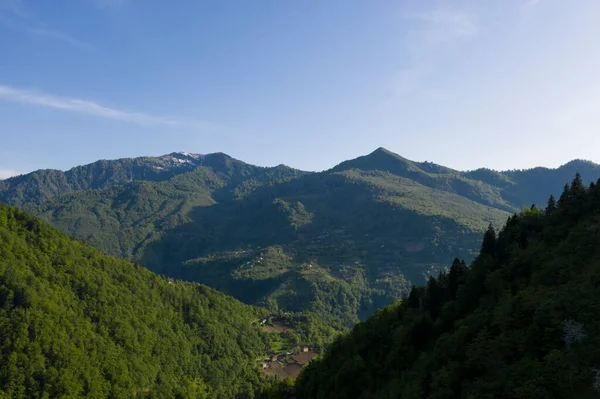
[296, 174, 600, 398]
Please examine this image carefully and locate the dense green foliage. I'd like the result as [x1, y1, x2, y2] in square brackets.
[260, 312, 338, 354]
[0, 203, 275, 398]
[4, 148, 600, 326]
[0, 152, 285, 207]
[296, 174, 600, 398]
[23, 160, 301, 261]
[0, 153, 196, 207]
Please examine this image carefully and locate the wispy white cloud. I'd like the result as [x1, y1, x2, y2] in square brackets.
[25, 27, 94, 50]
[0, 85, 213, 129]
[0, 169, 20, 179]
[0, 1, 93, 50]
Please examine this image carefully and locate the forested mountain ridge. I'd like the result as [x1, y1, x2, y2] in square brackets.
[466, 158, 600, 211]
[2, 148, 600, 327]
[296, 174, 600, 398]
[19, 155, 305, 263]
[0, 151, 306, 207]
[0, 203, 271, 398]
[336, 148, 600, 212]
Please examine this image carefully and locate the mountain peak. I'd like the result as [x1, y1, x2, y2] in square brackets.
[170, 151, 203, 159]
[368, 147, 412, 163]
[371, 147, 394, 156]
[332, 147, 416, 175]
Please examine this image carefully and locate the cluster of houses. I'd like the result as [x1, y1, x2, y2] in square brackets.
[263, 345, 312, 368]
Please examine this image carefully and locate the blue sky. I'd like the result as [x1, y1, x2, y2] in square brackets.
[1, 0, 600, 178]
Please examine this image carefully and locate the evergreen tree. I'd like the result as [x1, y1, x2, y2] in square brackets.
[571, 172, 585, 195]
[558, 183, 570, 207]
[546, 194, 556, 214]
[426, 276, 443, 318]
[480, 223, 496, 257]
[448, 258, 467, 300]
[407, 285, 421, 309]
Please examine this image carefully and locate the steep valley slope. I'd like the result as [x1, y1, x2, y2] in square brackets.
[2, 148, 599, 326]
[0, 203, 267, 398]
[296, 174, 600, 399]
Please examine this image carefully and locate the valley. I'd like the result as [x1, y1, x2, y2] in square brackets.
[3, 2, 597, 396]
[3, 148, 600, 328]
[2, 150, 600, 398]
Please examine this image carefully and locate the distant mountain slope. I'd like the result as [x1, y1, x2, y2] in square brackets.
[135, 167, 509, 326]
[0, 203, 269, 398]
[23, 158, 304, 261]
[475, 159, 600, 208]
[296, 175, 600, 398]
[339, 148, 600, 212]
[0, 151, 306, 207]
[3, 148, 599, 327]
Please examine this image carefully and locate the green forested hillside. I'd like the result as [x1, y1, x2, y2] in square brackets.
[138, 167, 508, 327]
[4, 148, 600, 327]
[0, 152, 203, 207]
[296, 174, 600, 398]
[22, 158, 303, 261]
[0, 152, 305, 208]
[0, 203, 273, 398]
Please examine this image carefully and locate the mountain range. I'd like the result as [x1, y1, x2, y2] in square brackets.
[2, 148, 599, 326]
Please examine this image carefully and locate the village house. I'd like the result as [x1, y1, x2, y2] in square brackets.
[301, 345, 309, 352]
[269, 355, 277, 362]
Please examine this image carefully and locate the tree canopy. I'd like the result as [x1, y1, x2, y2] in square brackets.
[0, 203, 271, 398]
[296, 174, 600, 398]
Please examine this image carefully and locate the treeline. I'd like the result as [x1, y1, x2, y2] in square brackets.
[296, 173, 600, 398]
